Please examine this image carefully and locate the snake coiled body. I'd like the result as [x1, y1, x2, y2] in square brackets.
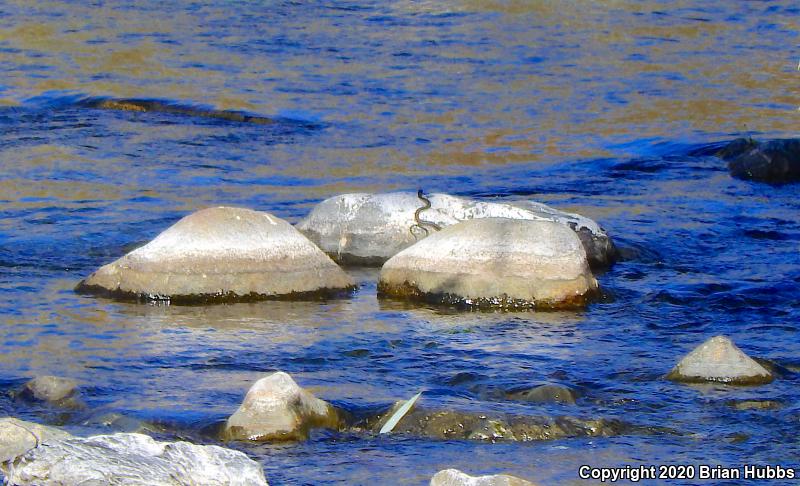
[410, 190, 442, 239]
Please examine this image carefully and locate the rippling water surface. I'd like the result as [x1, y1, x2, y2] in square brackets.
[1, 1, 799, 484]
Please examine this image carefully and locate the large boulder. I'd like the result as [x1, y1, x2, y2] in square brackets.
[431, 469, 536, 486]
[77, 207, 355, 303]
[378, 218, 598, 309]
[297, 192, 615, 269]
[1, 421, 268, 485]
[222, 372, 342, 441]
[718, 138, 800, 183]
[666, 335, 773, 385]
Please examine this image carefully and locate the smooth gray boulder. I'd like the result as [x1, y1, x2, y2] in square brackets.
[666, 336, 773, 385]
[19, 375, 83, 408]
[77, 206, 355, 303]
[222, 371, 341, 441]
[378, 218, 598, 309]
[1, 423, 268, 485]
[297, 192, 615, 268]
[431, 469, 536, 486]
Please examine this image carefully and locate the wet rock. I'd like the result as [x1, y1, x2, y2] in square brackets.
[718, 138, 800, 183]
[378, 218, 598, 310]
[297, 192, 615, 269]
[1, 426, 268, 485]
[81, 412, 168, 435]
[0, 418, 71, 463]
[18, 375, 83, 409]
[728, 400, 782, 411]
[221, 371, 342, 441]
[666, 336, 773, 385]
[430, 469, 536, 486]
[77, 207, 355, 303]
[358, 405, 626, 442]
[82, 97, 276, 125]
[506, 384, 579, 405]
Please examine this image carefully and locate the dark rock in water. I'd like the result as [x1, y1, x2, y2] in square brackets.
[356, 404, 628, 442]
[18, 376, 84, 409]
[728, 399, 782, 411]
[506, 384, 579, 405]
[718, 138, 800, 183]
[82, 98, 276, 125]
[430, 469, 537, 486]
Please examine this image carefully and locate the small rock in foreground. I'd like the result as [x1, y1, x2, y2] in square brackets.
[77, 207, 354, 304]
[666, 335, 773, 385]
[19, 375, 83, 409]
[430, 468, 536, 486]
[379, 218, 598, 310]
[222, 371, 342, 441]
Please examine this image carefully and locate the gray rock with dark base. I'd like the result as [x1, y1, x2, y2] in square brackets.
[19, 375, 83, 408]
[1, 425, 268, 485]
[222, 371, 342, 441]
[378, 218, 598, 310]
[297, 192, 615, 269]
[666, 335, 773, 385]
[718, 138, 800, 183]
[431, 469, 536, 486]
[77, 207, 354, 303]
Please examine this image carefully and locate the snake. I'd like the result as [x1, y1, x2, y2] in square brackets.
[409, 190, 442, 239]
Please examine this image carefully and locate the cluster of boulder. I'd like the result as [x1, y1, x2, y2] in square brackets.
[77, 192, 614, 310]
[1, 333, 778, 485]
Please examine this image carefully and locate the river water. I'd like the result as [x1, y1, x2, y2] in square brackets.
[1, 1, 799, 484]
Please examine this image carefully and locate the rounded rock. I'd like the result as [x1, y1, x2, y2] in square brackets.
[77, 207, 355, 303]
[297, 192, 615, 269]
[222, 371, 341, 442]
[378, 218, 598, 309]
[21, 376, 80, 404]
[666, 335, 773, 385]
[430, 469, 536, 486]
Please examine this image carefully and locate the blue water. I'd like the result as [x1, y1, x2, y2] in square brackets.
[1, 1, 799, 484]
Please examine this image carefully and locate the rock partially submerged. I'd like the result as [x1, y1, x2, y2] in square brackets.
[666, 336, 773, 385]
[378, 218, 598, 310]
[359, 405, 627, 442]
[718, 138, 800, 183]
[18, 375, 83, 409]
[297, 192, 615, 269]
[0, 419, 268, 485]
[431, 469, 536, 486]
[506, 384, 579, 405]
[77, 207, 355, 303]
[222, 372, 342, 441]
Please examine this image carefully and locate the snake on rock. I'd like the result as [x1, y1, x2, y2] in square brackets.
[409, 190, 442, 239]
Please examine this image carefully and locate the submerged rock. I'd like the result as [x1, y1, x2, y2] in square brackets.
[297, 192, 615, 269]
[506, 384, 579, 405]
[77, 207, 355, 303]
[666, 336, 773, 385]
[358, 405, 626, 442]
[1, 421, 268, 486]
[718, 138, 800, 183]
[18, 375, 83, 409]
[729, 399, 782, 411]
[222, 371, 342, 441]
[378, 218, 598, 310]
[430, 469, 536, 486]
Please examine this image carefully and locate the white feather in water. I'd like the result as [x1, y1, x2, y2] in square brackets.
[379, 392, 422, 434]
